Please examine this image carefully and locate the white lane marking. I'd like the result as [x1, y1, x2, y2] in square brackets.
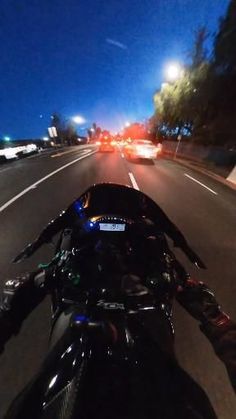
[0, 150, 96, 213]
[128, 172, 139, 190]
[51, 147, 94, 158]
[0, 166, 12, 174]
[27, 152, 54, 159]
[121, 153, 124, 158]
[51, 149, 82, 158]
[184, 173, 218, 195]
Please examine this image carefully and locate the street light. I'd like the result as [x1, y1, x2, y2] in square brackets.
[4, 136, 11, 142]
[165, 62, 182, 82]
[72, 115, 86, 124]
[43, 137, 49, 141]
[125, 121, 130, 128]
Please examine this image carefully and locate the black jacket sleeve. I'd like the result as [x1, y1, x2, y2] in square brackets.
[176, 278, 236, 392]
[201, 318, 236, 392]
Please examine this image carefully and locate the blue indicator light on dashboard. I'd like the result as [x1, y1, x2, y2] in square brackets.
[83, 220, 97, 231]
[74, 200, 83, 214]
[74, 315, 88, 322]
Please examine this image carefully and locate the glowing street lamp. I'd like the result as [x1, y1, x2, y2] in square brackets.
[125, 121, 130, 128]
[43, 136, 49, 141]
[165, 63, 183, 82]
[72, 115, 86, 125]
[4, 136, 11, 142]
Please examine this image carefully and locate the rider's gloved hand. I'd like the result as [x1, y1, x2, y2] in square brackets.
[177, 278, 236, 392]
[176, 278, 228, 325]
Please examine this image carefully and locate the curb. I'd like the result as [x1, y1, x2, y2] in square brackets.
[166, 157, 236, 191]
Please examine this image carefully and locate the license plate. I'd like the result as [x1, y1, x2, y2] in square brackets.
[99, 223, 126, 231]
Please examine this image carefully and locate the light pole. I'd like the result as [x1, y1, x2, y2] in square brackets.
[174, 134, 182, 160]
[42, 137, 49, 148]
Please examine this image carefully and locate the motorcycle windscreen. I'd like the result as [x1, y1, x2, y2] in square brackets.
[74, 183, 159, 220]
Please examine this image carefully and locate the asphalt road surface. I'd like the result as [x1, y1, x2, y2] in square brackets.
[0, 145, 235, 418]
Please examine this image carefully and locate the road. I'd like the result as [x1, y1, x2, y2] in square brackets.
[0, 145, 235, 418]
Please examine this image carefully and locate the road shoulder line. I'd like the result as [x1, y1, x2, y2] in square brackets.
[167, 157, 236, 191]
[184, 173, 218, 195]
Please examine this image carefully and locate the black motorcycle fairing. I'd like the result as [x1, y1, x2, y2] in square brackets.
[47, 223, 180, 324]
[5, 303, 217, 419]
[13, 183, 205, 268]
[5, 307, 89, 419]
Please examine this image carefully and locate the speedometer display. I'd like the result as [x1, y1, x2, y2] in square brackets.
[99, 223, 126, 232]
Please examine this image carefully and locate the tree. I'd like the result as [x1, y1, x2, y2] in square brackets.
[151, 2, 236, 147]
[213, 0, 236, 76]
[87, 123, 102, 141]
[64, 121, 78, 145]
[50, 113, 64, 144]
[49, 113, 78, 145]
[205, 0, 236, 145]
[189, 27, 208, 69]
[152, 27, 210, 142]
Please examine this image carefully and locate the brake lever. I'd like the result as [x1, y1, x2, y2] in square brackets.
[13, 242, 38, 264]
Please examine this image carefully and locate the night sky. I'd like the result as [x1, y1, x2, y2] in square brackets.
[0, 0, 230, 139]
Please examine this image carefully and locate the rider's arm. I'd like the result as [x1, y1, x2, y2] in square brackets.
[176, 279, 236, 392]
[0, 270, 49, 353]
[201, 314, 236, 391]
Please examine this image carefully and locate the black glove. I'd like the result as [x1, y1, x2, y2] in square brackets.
[13, 242, 39, 263]
[177, 278, 236, 392]
[176, 278, 228, 325]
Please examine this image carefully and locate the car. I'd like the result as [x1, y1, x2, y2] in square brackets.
[0, 142, 39, 162]
[124, 139, 162, 160]
[22, 143, 38, 155]
[97, 136, 116, 152]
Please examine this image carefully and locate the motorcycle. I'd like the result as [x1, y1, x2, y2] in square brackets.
[6, 183, 216, 419]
